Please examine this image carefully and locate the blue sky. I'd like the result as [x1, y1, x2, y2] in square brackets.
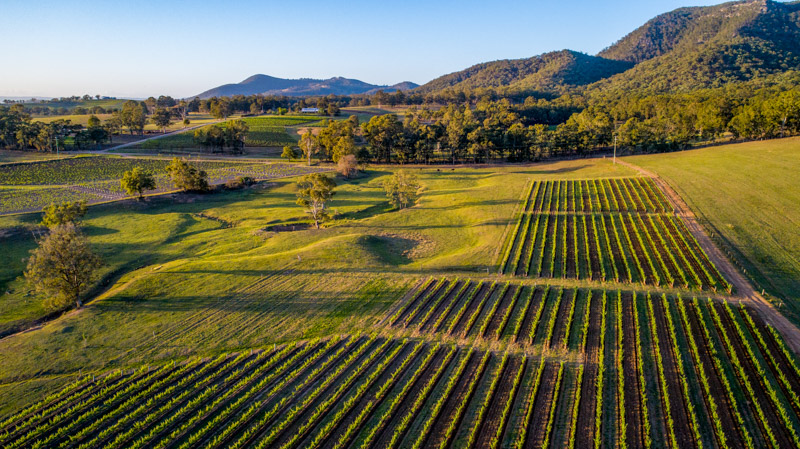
[0, 0, 735, 98]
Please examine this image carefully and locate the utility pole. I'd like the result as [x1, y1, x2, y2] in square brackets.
[613, 134, 617, 164]
[612, 116, 622, 165]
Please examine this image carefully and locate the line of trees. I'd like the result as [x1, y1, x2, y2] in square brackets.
[293, 86, 800, 164]
[0, 106, 110, 151]
[193, 120, 248, 154]
[4, 71, 799, 159]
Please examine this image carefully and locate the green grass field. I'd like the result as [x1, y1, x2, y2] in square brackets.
[33, 112, 220, 132]
[26, 98, 128, 110]
[625, 137, 800, 324]
[0, 158, 636, 415]
[0, 155, 325, 214]
[131, 115, 317, 152]
[0, 150, 72, 165]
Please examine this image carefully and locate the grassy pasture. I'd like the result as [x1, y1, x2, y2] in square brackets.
[33, 113, 113, 125]
[0, 150, 72, 165]
[131, 115, 317, 152]
[24, 98, 128, 110]
[0, 155, 324, 214]
[0, 158, 636, 414]
[625, 137, 800, 324]
[33, 112, 219, 132]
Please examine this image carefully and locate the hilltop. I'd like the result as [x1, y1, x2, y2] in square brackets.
[195, 74, 417, 99]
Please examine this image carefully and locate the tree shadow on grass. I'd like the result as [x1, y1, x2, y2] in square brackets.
[513, 164, 590, 175]
[336, 201, 394, 221]
[343, 218, 511, 230]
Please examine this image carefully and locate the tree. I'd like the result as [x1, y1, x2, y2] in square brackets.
[356, 147, 372, 170]
[194, 125, 225, 153]
[152, 108, 172, 133]
[225, 119, 248, 153]
[765, 91, 800, 138]
[41, 201, 87, 228]
[332, 135, 356, 163]
[165, 158, 209, 191]
[87, 115, 101, 128]
[144, 97, 157, 114]
[337, 154, 358, 179]
[118, 100, 147, 135]
[177, 100, 188, 122]
[318, 120, 355, 160]
[121, 167, 156, 199]
[282, 145, 298, 160]
[296, 173, 336, 229]
[25, 223, 102, 309]
[362, 115, 403, 163]
[383, 170, 420, 209]
[210, 99, 231, 119]
[299, 130, 319, 166]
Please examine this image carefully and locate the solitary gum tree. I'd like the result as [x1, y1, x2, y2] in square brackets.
[384, 170, 421, 209]
[166, 157, 209, 191]
[300, 130, 319, 166]
[121, 167, 156, 200]
[25, 223, 102, 309]
[152, 108, 173, 133]
[296, 173, 336, 229]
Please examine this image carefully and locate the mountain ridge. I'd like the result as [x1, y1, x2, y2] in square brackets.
[194, 75, 418, 99]
[588, 0, 800, 93]
[413, 50, 633, 94]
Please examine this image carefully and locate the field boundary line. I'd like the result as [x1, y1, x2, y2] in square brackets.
[617, 158, 800, 355]
[494, 178, 534, 273]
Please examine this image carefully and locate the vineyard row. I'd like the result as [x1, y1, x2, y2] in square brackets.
[518, 177, 673, 214]
[499, 210, 730, 291]
[7, 290, 800, 449]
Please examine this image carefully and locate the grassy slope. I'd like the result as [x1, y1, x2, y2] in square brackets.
[0, 150, 71, 165]
[0, 158, 636, 415]
[33, 112, 219, 132]
[130, 115, 316, 152]
[626, 137, 800, 323]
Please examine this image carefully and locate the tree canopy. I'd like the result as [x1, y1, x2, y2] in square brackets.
[384, 170, 421, 209]
[25, 223, 102, 309]
[296, 173, 336, 229]
[165, 158, 209, 192]
[121, 167, 156, 199]
[41, 201, 87, 228]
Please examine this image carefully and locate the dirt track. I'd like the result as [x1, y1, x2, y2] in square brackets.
[617, 159, 800, 355]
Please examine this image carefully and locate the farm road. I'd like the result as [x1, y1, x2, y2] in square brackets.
[617, 159, 800, 355]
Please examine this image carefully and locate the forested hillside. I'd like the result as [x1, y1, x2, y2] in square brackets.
[593, 0, 800, 93]
[414, 50, 632, 95]
[416, 0, 800, 96]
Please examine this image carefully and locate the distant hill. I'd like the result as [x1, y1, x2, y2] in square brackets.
[364, 82, 420, 95]
[591, 0, 800, 92]
[414, 50, 633, 94]
[194, 75, 418, 99]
